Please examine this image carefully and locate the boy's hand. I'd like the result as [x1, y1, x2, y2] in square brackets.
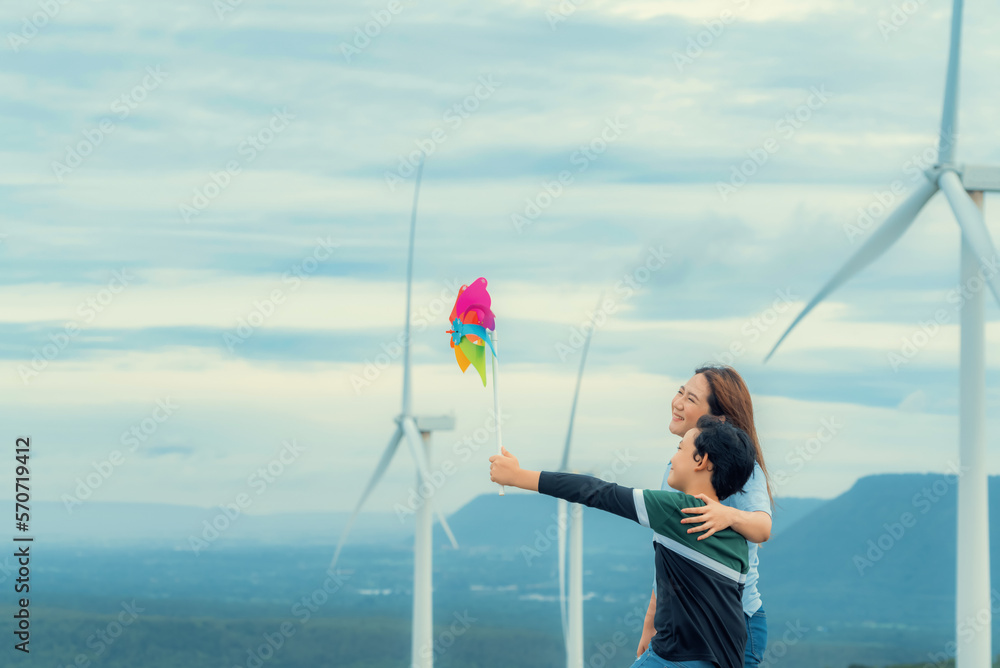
[636, 629, 654, 658]
[489, 446, 520, 486]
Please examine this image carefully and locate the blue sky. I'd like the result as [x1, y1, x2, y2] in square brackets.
[1, 0, 998, 519]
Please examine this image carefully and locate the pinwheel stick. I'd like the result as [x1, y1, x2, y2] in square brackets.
[490, 329, 504, 496]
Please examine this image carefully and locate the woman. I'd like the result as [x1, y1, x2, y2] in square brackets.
[636, 364, 773, 668]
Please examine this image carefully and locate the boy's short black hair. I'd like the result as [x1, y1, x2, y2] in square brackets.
[692, 414, 756, 501]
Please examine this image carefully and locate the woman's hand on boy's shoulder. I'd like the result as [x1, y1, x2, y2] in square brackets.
[679, 494, 736, 540]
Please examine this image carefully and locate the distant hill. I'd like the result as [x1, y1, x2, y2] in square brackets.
[435, 491, 650, 553]
[439, 473, 1000, 639]
[17, 473, 1000, 667]
[771, 496, 828, 536]
[18, 489, 827, 551]
[15, 500, 412, 548]
[760, 473, 1000, 633]
[436, 489, 828, 551]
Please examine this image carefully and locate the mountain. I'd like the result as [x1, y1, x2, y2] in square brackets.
[771, 496, 828, 536]
[760, 473, 1000, 633]
[18, 500, 412, 548]
[434, 491, 650, 553]
[435, 473, 1000, 638]
[436, 489, 828, 550]
[23, 489, 825, 551]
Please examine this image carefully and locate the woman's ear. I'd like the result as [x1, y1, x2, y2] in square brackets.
[718, 415, 727, 423]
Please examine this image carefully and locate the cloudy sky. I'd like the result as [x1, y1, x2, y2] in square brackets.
[2, 0, 998, 523]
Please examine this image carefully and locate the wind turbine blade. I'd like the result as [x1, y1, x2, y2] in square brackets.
[401, 154, 426, 417]
[558, 292, 603, 472]
[939, 170, 1000, 307]
[937, 0, 964, 164]
[401, 417, 459, 549]
[330, 425, 404, 571]
[764, 176, 939, 362]
[429, 498, 459, 549]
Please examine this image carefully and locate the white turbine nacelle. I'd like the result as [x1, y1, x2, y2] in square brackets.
[958, 164, 1000, 192]
[413, 414, 456, 432]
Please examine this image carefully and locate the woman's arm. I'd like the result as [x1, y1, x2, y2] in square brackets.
[729, 508, 772, 543]
[679, 494, 772, 543]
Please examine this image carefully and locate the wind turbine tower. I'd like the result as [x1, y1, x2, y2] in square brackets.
[765, 2, 999, 664]
[330, 156, 459, 668]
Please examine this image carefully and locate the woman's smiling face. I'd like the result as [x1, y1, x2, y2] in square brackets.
[669, 373, 713, 437]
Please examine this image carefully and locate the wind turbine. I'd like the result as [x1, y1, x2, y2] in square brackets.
[557, 294, 601, 668]
[330, 154, 459, 668]
[764, 1, 999, 665]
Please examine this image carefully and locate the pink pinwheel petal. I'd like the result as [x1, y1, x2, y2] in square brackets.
[454, 277, 495, 331]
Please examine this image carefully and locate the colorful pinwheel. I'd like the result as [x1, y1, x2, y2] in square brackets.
[446, 277, 497, 386]
[446, 277, 506, 494]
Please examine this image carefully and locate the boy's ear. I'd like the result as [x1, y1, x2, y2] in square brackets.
[693, 452, 712, 473]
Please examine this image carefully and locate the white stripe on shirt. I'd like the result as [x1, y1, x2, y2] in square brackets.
[653, 532, 747, 584]
[633, 488, 650, 527]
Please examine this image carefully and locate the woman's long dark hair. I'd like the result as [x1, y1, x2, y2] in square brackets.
[694, 364, 773, 507]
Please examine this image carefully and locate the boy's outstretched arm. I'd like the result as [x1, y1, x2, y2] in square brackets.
[489, 447, 641, 524]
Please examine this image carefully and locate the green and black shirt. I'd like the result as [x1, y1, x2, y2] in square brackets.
[537, 471, 749, 668]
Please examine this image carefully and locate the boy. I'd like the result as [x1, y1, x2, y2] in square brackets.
[489, 415, 756, 668]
